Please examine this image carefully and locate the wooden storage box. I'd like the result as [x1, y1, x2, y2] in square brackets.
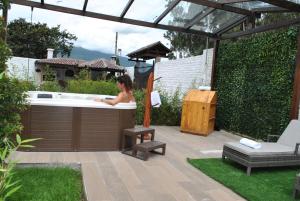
[180, 90, 216, 136]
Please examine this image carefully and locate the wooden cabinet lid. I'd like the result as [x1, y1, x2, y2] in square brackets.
[183, 89, 216, 103]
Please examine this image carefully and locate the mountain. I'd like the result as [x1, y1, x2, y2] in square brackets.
[70, 47, 135, 67]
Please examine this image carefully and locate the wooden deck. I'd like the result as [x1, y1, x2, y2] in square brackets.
[13, 126, 245, 201]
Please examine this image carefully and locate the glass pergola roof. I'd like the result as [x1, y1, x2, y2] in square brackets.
[230, 1, 276, 11]
[160, 1, 208, 28]
[86, 0, 129, 16]
[10, 0, 300, 39]
[125, 0, 172, 22]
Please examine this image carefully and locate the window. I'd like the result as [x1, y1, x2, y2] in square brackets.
[65, 70, 75, 77]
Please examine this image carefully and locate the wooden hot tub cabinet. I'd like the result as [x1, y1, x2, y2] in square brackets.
[21, 105, 135, 151]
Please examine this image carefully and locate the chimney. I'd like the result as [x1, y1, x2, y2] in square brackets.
[111, 55, 117, 65]
[155, 57, 161, 63]
[47, 48, 54, 59]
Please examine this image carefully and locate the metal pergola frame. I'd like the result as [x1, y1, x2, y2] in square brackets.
[6, 0, 300, 119]
[10, 0, 300, 39]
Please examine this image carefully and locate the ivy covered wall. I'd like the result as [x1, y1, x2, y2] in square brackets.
[215, 27, 299, 139]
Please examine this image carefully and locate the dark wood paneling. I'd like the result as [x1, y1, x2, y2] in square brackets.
[31, 131, 72, 151]
[72, 108, 81, 151]
[29, 106, 73, 151]
[79, 108, 119, 151]
[21, 108, 31, 139]
[21, 105, 136, 151]
[119, 109, 136, 150]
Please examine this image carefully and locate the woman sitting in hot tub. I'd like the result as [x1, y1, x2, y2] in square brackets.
[95, 75, 135, 105]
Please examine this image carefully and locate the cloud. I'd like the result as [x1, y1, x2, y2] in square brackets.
[8, 3, 170, 55]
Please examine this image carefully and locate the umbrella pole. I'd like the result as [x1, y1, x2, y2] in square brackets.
[143, 72, 154, 139]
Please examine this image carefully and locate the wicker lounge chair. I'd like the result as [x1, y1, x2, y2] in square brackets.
[222, 120, 300, 175]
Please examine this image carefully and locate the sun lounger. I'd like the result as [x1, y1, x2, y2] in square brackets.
[222, 120, 300, 175]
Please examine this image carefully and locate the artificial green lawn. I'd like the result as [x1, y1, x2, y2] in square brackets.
[188, 158, 300, 201]
[8, 167, 84, 201]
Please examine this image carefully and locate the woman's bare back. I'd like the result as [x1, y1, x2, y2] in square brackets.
[120, 91, 135, 103]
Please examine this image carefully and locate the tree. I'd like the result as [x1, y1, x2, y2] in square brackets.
[257, 13, 300, 26]
[0, 0, 10, 41]
[163, 2, 215, 58]
[164, 31, 213, 58]
[164, 3, 300, 59]
[7, 18, 77, 59]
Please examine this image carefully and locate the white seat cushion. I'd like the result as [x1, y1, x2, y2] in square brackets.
[225, 142, 294, 156]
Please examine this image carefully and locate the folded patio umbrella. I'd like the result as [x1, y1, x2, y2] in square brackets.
[143, 72, 154, 128]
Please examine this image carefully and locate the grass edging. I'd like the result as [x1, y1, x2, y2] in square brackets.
[187, 158, 300, 201]
[12, 163, 87, 201]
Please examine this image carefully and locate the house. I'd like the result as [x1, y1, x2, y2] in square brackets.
[35, 49, 125, 84]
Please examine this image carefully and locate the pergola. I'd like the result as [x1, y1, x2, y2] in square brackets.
[6, 0, 300, 119]
[127, 41, 171, 61]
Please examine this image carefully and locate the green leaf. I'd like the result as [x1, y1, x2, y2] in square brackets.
[19, 144, 35, 148]
[5, 180, 20, 189]
[21, 138, 41, 144]
[16, 134, 21, 145]
[4, 185, 21, 199]
[0, 147, 8, 160]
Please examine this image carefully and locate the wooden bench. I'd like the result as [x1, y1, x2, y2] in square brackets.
[132, 141, 166, 161]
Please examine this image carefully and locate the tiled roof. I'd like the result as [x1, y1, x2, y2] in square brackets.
[127, 41, 171, 60]
[35, 58, 86, 66]
[79, 59, 125, 71]
[36, 58, 125, 72]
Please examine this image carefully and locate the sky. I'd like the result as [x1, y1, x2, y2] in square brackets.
[8, 2, 171, 56]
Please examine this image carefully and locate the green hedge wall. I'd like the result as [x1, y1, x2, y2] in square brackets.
[34, 80, 181, 126]
[215, 27, 299, 139]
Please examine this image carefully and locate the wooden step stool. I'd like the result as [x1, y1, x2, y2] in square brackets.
[122, 127, 155, 151]
[132, 141, 166, 161]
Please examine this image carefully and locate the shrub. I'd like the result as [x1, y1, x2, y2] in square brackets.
[66, 80, 119, 95]
[0, 74, 28, 143]
[0, 73, 37, 201]
[215, 27, 298, 139]
[20, 80, 37, 91]
[134, 88, 182, 126]
[43, 65, 56, 81]
[133, 89, 145, 125]
[0, 5, 37, 200]
[39, 81, 63, 92]
[151, 88, 182, 126]
[75, 69, 90, 80]
[0, 18, 11, 72]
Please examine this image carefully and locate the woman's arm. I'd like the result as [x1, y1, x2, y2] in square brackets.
[97, 93, 123, 106]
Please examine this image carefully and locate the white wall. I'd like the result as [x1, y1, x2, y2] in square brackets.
[154, 48, 213, 96]
[6, 56, 38, 82]
[125, 66, 135, 81]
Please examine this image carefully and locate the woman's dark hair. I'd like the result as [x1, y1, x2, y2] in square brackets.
[117, 74, 133, 91]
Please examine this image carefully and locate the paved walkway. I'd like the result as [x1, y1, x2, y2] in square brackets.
[13, 126, 245, 201]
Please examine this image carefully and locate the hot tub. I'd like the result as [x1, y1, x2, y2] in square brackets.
[21, 91, 136, 151]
